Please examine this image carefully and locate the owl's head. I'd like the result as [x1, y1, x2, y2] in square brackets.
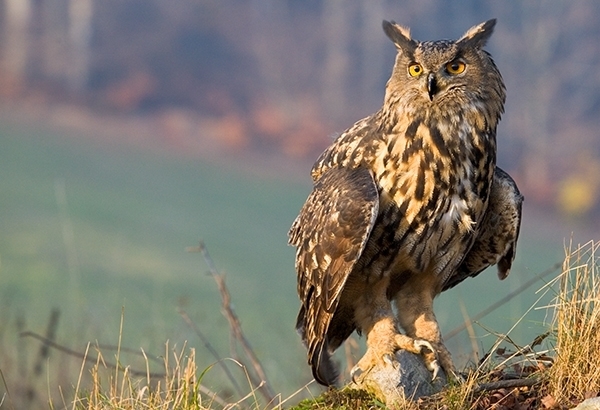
[382, 19, 505, 122]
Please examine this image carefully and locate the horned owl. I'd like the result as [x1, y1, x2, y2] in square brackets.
[289, 19, 523, 387]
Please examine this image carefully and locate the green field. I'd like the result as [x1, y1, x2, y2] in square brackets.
[0, 124, 572, 398]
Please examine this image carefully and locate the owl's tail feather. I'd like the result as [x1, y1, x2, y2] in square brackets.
[297, 306, 339, 386]
[311, 341, 339, 387]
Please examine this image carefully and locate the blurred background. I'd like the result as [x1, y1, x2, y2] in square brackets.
[0, 0, 599, 407]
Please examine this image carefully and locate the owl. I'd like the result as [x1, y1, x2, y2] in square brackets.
[289, 19, 523, 387]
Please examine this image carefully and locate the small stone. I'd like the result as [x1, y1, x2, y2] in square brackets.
[572, 397, 600, 410]
[351, 350, 448, 405]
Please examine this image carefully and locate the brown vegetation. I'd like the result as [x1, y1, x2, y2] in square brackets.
[1, 241, 599, 409]
[547, 241, 600, 406]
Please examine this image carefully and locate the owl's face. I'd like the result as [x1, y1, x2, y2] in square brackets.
[382, 20, 505, 118]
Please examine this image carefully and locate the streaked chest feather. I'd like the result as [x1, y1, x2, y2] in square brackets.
[366, 116, 493, 275]
[375, 120, 485, 226]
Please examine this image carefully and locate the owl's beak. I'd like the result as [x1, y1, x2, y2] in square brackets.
[427, 73, 438, 101]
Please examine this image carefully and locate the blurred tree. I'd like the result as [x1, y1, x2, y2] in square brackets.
[2, 0, 600, 215]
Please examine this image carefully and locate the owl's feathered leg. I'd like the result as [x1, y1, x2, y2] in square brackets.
[350, 279, 440, 383]
[394, 282, 457, 380]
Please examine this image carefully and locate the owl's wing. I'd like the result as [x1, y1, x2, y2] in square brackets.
[442, 167, 523, 291]
[289, 166, 378, 380]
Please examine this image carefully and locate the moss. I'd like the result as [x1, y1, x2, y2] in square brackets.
[290, 387, 387, 410]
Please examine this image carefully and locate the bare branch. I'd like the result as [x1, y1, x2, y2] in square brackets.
[474, 377, 540, 393]
[190, 241, 277, 405]
[33, 308, 60, 377]
[178, 308, 245, 397]
[92, 343, 163, 365]
[21, 331, 166, 378]
[446, 262, 562, 340]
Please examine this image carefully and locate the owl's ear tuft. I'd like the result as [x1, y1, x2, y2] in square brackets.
[383, 20, 417, 53]
[458, 19, 496, 49]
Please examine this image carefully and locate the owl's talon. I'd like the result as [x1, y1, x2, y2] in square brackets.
[413, 339, 435, 354]
[430, 360, 441, 380]
[350, 365, 363, 384]
[412, 339, 442, 379]
[383, 353, 395, 366]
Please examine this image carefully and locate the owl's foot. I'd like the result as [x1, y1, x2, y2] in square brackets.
[433, 342, 463, 382]
[414, 339, 442, 380]
[350, 333, 441, 384]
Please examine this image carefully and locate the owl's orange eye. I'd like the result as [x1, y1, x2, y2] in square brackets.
[408, 62, 423, 77]
[446, 60, 466, 75]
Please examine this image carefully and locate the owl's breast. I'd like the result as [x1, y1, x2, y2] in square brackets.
[367, 118, 494, 276]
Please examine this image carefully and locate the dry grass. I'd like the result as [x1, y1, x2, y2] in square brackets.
[292, 241, 600, 410]
[70, 343, 209, 410]
[63, 243, 285, 410]
[4, 241, 600, 409]
[547, 240, 600, 406]
[64, 341, 315, 410]
[425, 240, 600, 410]
[61, 328, 277, 409]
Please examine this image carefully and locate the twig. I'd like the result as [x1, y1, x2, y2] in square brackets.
[33, 308, 60, 376]
[72, 342, 90, 410]
[213, 267, 277, 404]
[446, 262, 562, 340]
[20, 331, 165, 378]
[200, 388, 231, 409]
[92, 343, 163, 365]
[179, 308, 245, 397]
[474, 377, 540, 393]
[277, 379, 316, 408]
[225, 380, 265, 410]
[459, 299, 479, 364]
[189, 241, 277, 405]
[0, 368, 16, 410]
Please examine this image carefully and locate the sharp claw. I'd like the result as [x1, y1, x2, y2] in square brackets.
[383, 353, 395, 366]
[430, 360, 441, 381]
[413, 339, 442, 380]
[414, 339, 435, 354]
[350, 365, 363, 384]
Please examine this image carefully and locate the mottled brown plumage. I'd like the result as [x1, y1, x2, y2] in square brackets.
[289, 19, 523, 386]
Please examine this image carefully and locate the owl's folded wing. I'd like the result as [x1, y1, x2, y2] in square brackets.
[442, 166, 523, 291]
[289, 166, 378, 384]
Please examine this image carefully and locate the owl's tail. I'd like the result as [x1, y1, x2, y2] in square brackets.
[296, 305, 339, 386]
[311, 342, 339, 387]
